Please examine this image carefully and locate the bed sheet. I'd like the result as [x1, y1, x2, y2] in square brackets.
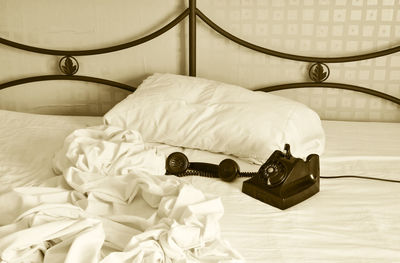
[176, 120, 400, 262]
[0, 110, 102, 193]
[0, 109, 399, 262]
[320, 120, 400, 179]
[177, 122, 400, 262]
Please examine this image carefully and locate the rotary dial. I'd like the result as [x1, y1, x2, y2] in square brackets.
[260, 161, 286, 187]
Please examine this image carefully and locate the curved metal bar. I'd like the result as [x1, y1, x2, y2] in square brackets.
[197, 9, 400, 63]
[0, 75, 135, 92]
[0, 9, 189, 56]
[257, 82, 400, 105]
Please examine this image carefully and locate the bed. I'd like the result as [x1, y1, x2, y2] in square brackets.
[1, 1, 400, 262]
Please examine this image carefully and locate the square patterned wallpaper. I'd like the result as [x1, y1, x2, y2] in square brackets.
[196, 0, 400, 122]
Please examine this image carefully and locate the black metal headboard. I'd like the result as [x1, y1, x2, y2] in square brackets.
[1, 0, 399, 106]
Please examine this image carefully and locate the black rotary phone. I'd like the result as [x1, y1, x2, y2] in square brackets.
[165, 144, 320, 210]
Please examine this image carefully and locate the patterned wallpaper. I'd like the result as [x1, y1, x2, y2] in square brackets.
[0, 0, 399, 121]
[196, 0, 400, 122]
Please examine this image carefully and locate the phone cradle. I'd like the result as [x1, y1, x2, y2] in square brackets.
[242, 145, 320, 210]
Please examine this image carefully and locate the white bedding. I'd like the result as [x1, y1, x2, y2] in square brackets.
[0, 110, 399, 262]
[0, 124, 240, 262]
[0, 110, 101, 193]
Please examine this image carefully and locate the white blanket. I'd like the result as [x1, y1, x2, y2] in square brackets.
[0, 126, 242, 263]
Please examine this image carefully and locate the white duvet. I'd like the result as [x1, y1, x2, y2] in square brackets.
[0, 125, 242, 263]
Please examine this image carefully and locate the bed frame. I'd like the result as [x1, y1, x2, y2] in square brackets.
[1, 0, 399, 106]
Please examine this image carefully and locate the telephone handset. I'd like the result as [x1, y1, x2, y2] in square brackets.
[165, 151, 257, 181]
[165, 144, 320, 210]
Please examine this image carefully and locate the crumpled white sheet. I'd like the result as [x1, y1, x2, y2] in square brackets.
[0, 125, 243, 263]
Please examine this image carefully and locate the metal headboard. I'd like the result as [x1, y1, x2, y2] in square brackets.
[1, 0, 399, 106]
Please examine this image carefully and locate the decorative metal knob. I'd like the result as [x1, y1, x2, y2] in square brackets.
[308, 62, 330, 83]
[59, 56, 79, 75]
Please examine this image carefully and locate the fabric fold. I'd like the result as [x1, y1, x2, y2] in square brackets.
[0, 125, 243, 262]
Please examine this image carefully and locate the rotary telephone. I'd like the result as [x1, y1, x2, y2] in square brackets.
[165, 144, 320, 210]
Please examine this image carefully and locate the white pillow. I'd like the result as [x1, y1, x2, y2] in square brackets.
[104, 73, 325, 164]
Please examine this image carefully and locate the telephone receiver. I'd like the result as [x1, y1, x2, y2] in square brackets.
[165, 151, 255, 182]
[165, 144, 320, 210]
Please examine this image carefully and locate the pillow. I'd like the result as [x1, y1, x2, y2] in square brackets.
[104, 73, 325, 164]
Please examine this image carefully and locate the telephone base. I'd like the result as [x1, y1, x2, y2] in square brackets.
[242, 179, 319, 210]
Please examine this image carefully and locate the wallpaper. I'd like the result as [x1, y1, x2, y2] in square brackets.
[0, 0, 399, 121]
[196, 0, 400, 122]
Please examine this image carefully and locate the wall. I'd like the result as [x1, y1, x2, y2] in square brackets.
[0, 0, 399, 121]
[0, 0, 185, 115]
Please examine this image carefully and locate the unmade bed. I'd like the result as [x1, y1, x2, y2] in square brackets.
[0, 109, 399, 262]
[1, 0, 400, 262]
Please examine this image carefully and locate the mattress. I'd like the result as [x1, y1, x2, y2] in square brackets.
[0, 109, 399, 262]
